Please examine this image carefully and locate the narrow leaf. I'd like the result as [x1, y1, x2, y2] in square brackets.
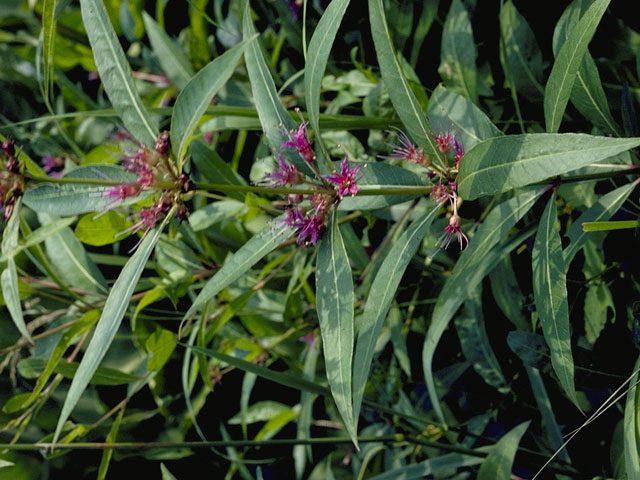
[53, 214, 170, 444]
[80, 0, 158, 147]
[457, 133, 640, 201]
[142, 12, 194, 90]
[439, 0, 478, 104]
[171, 37, 252, 165]
[624, 355, 640, 480]
[185, 220, 293, 319]
[353, 205, 439, 419]
[316, 211, 357, 445]
[544, 0, 610, 133]
[41, 0, 57, 107]
[477, 421, 530, 480]
[304, 0, 350, 156]
[367, 452, 486, 480]
[368, 0, 443, 164]
[532, 194, 578, 406]
[423, 188, 543, 424]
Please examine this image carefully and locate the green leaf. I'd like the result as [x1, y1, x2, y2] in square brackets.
[75, 211, 128, 246]
[368, 0, 443, 164]
[304, 0, 350, 158]
[427, 84, 503, 150]
[624, 355, 640, 480]
[160, 463, 179, 480]
[584, 281, 614, 344]
[544, 0, 610, 133]
[190, 140, 247, 201]
[367, 452, 486, 480]
[499, 1, 544, 98]
[489, 255, 528, 331]
[439, 0, 478, 104]
[563, 180, 638, 265]
[22, 165, 141, 216]
[423, 188, 543, 425]
[455, 286, 508, 393]
[53, 213, 170, 444]
[80, 0, 158, 147]
[532, 194, 578, 406]
[242, 0, 296, 149]
[457, 133, 640, 201]
[171, 37, 252, 167]
[316, 211, 357, 446]
[353, 205, 439, 420]
[507, 331, 549, 368]
[185, 220, 293, 319]
[477, 421, 530, 480]
[552, 0, 620, 135]
[142, 12, 194, 90]
[41, 0, 57, 108]
[17, 357, 139, 385]
[1, 200, 30, 343]
[146, 327, 177, 371]
[228, 401, 291, 425]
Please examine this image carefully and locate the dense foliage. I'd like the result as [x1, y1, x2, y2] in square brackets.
[1, 0, 640, 478]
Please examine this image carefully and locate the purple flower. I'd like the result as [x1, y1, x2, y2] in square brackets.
[260, 154, 305, 186]
[438, 213, 468, 250]
[435, 131, 453, 154]
[384, 129, 430, 167]
[42, 153, 65, 177]
[431, 183, 453, 205]
[283, 207, 325, 246]
[289, 0, 303, 19]
[103, 182, 141, 201]
[323, 157, 362, 199]
[282, 122, 315, 163]
[453, 137, 464, 168]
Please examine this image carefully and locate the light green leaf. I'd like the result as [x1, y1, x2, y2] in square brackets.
[477, 421, 530, 480]
[75, 211, 128, 246]
[624, 355, 640, 480]
[499, 0, 544, 98]
[171, 37, 252, 166]
[316, 211, 357, 446]
[142, 12, 194, 90]
[423, 188, 543, 424]
[353, 205, 439, 420]
[160, 463, 179, 480]
[41, 0, 57, 107]
[304, 0, 350, 158]
[185, 220, 293, 319]
[544, 0, 610, 133]
[146, 327, 177, 371]
[439, 0, 478, 104]
[532, 194, 578, 406]
[53, 213, 170, 444]
[80, 0, 158, 147]
[229, 401, 291, 425]
[242, 0, 296, 149]
[457, 133, 640, 201]
[563, 180, 638, 266]
[428, 84, 503, 150]
[368, 0, 443, 164]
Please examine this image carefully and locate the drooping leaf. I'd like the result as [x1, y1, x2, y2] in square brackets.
[544, 0, 610, 133]
[439, 0, 477, 104]
[316, 211, 357, 446]
[171, 37, 252, 166]
[53, 214, 170, 444]
[304, 0, 350, 158]
[427, 84, 503, 151]
[423, 188, 544, 424]
[368, 0, 444, 164]
[353, 205, 439, 420]
[142, 12, 194, 90]
[532, 193, 579, 406]
[477, 421, 530, 480]
[457, 133, 640, 201]
[80, 0, 158, 147]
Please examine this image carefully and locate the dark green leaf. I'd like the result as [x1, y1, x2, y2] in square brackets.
[477, 421, 530, 480]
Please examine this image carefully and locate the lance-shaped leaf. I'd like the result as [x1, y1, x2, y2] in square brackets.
[544, 0, 610, 133]
[80, 0, 158, 147]
[353, 205, 439, 420]
[564, 179, 638, 266]
[457, 133, 640, 201]
[533, 194, 579, 406]
[368, 0, 443, 164]
[427, 84, 502, 151]
[423, 188, 544, 425]
[366, 452, 485, 480]
[142, 12, 194, 90]
[477, 421, 530, 480]
[171, 37, 253, 166]
[316, 211, 357, 446]
[624, 355, 640, 480]
[41, 0, 57, 108]
[53, 213, 171, 444]
[439, 0, 477, 104]
[242, 0, 296, 149]
[304, 0, 350, 157]
[184, 221, 293, 319]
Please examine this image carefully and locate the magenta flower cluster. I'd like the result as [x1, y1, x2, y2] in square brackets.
[0, 137, 24, 221]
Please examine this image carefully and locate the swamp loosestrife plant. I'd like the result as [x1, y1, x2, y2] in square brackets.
[2, 0, 640, 479]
